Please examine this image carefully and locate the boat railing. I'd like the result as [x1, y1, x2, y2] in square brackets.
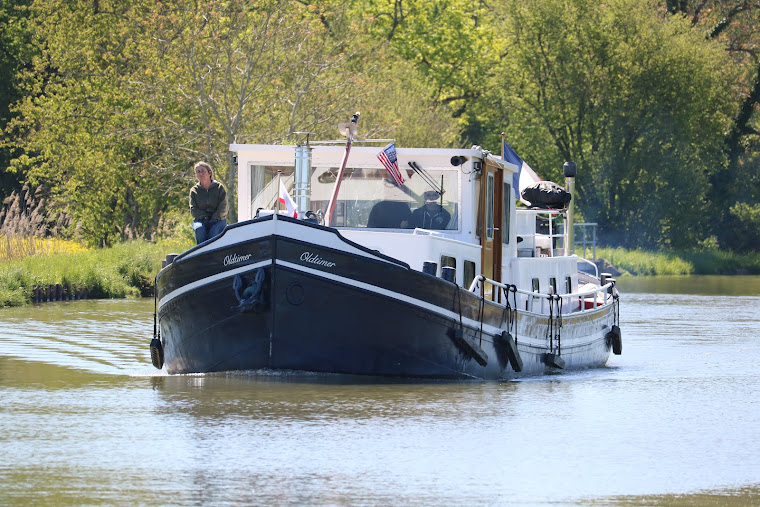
[516, 208, 567, 257]
[576, 257, 599, 278]
[468, 275, 615, 315]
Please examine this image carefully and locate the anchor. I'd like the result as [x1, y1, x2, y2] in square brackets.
[232, 268, 268, 313]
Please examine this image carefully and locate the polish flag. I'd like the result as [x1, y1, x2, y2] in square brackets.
[279, 179, 298, 218]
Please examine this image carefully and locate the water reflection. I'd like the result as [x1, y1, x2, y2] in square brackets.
[616, 274, 760, 296]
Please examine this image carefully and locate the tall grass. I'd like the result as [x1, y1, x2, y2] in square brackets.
[0, 238, 192, 307]
[0, 234, 88, 261]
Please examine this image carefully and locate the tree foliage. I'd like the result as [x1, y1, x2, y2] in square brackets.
[5, 0, 454, 245]
[480, 0, 733, 249]
[0, 0, 33, 196]
[664, 1, 760, 248]
[1, 0, 757, 252]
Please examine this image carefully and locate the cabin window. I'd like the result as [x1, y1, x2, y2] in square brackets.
[464, 260, 476, 289]
[250, 165, 294, 214]
[549, 277, 558, 295]
[312, 166, 459, 229]
[441, 255, 456, 269]
[532, 278, 540, 292]
[502, 182, 511, 244]
[566, 276, 572, 294]
[486, 173, 495, 240]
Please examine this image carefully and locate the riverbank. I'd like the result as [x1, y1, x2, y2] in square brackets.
[595, 247, 760, 276]
[0, 238, 192, 307]
[2, 239, 760, 308]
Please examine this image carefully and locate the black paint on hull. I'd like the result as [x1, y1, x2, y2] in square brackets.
[156, 217, 613, 379]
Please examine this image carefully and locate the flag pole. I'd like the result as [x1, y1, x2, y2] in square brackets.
[277, 170, 282, 213]
[500, 132, 505, 159]
[325, 112, 359, 227]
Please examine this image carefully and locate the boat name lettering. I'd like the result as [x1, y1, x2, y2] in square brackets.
[224, 253, 252, 266]
[300, 252, 336, 268]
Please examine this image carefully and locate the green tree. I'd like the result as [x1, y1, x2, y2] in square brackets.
[0, 0, 33, 198]
[8, 0, 178, 245]
[665, 0, 760, 251]
[361, 0, 503, 123]
[482, 0, 733, 249]
[7, 0, 459, 245]
[135, 0, 369, 221]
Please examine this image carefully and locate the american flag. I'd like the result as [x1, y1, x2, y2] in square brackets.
[377, 142, 405, 187]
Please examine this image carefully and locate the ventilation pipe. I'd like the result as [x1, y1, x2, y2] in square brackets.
[294, 134, 313, 215]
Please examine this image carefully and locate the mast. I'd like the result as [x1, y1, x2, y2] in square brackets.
[324, 112, 359, 227]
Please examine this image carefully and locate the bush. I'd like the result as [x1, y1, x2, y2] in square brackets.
[725, 203, 760, 252]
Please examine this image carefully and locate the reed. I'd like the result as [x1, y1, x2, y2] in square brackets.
[0, 234, 88, 262]
[0, 238, 192, 307]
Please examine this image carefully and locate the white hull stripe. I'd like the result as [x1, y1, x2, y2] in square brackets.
[158, 260, 271, 308]
[158, 257, 607, 346]
[276, 259, 504, 336]
[158, 257, 504, 336]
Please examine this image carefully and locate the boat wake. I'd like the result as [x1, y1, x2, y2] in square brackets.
[0, 299, 157, 377]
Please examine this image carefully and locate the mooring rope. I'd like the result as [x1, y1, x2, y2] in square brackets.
[455, 281, 465, 334]
[500, 284, 519, 347]
[478, 288, 485, 347]
[555, 294, 563, 356]
[547, 293, 554, 351]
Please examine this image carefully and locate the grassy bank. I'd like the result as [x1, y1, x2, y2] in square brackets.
[0, 238, 192, 307]
[596, 247, 760, 276]
[3, 237, 760, 308]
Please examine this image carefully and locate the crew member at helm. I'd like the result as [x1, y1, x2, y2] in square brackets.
[408, 190, 450, 230]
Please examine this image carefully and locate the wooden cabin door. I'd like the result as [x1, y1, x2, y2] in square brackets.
[479, 159, 503, 300]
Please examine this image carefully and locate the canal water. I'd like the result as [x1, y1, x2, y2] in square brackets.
[1, 276, 759, 505]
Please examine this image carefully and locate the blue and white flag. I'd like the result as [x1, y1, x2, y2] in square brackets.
[377, 142, 405, 187]
[503, 140, 541, 202]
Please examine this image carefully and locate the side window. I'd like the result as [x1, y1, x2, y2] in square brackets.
[441, 255, 456, 269]
[486, 173, 495, 240]
[251, 165, 293, 213]
[502, 182, 511, 244]
[565, 276, 572, 294]
[464, 260, 476, 289]
[549, 277, 558, 295]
